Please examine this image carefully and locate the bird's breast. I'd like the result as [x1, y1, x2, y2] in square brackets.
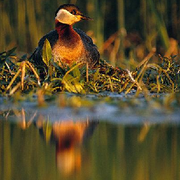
[52, 31, 86, 66]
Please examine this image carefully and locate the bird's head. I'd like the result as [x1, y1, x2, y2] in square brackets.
[55, 4, 91, 25]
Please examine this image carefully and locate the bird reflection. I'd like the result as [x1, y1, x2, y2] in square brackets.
[36, 118, 98, 176]
[5, 108, 98, 176]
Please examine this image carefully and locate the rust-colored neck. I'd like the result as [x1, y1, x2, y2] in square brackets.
[55, 19, 81, 50]
[55, 20, 75, 37]
[55, 20, 67, 31]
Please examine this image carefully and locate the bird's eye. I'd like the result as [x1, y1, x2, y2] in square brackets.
[71, 10, 76, 15]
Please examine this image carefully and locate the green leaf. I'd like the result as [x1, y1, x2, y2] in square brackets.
[0, 47, 17, 68]
[147, 0, 169, 49]
[62, 74, 77, 93]
[6, 47, 17, 56]
[72, 66, 81, 80]
[62, 74, 84, 93]
[0, 51, 6, 56]
[42, 39, 52, 67]
[0, 57, 6, 68]
[93, 68, 100, 81]
[52, 61, 66, 75]
[18, 54, 27, 62]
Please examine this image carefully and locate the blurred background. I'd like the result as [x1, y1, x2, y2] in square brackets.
[0, 0, 180, 66]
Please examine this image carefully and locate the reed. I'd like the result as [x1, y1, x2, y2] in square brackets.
[0, 0, 179, 62]
[116, 0, 125, 67]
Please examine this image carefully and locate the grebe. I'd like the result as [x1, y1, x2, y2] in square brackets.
[31, 4, 100, 72]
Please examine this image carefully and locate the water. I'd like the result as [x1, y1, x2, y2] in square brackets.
[1, 116, 180, 180]
[1, 94, 180, 180]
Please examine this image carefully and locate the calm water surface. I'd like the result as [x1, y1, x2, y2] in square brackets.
[1, 114, 180, 180]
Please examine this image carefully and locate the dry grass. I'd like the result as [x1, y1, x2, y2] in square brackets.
[0, 42, 180, 99]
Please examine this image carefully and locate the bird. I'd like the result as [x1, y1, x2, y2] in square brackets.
[31, 4, 100, 73]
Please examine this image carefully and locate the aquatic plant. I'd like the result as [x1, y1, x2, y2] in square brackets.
[0, 42, 180, 98]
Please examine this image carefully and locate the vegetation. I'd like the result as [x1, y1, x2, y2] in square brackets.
[1, 0, 180, 60]
[0, 0, 180, 104]
[0, 43, 179, 98]
[1, 1, 180, 179]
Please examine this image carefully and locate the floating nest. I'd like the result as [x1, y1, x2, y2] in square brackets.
[0, 46, 180, 97]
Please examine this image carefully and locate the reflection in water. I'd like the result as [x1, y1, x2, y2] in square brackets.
[36, 119, 98, 176]
[0, 109, 180, 180]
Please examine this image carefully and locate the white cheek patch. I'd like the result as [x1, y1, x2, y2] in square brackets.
[56, 9, 78, 25]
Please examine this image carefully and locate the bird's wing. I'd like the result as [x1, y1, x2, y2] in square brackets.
[38, 30, 59, 49]
[74, 28, 100, 66]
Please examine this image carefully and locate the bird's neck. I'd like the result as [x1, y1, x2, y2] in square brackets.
[55, 20, 76, 38]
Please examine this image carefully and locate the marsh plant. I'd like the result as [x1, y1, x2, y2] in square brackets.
[0, 40, 180, 98]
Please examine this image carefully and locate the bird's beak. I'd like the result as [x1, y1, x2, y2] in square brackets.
[80, 14, 93, 21]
